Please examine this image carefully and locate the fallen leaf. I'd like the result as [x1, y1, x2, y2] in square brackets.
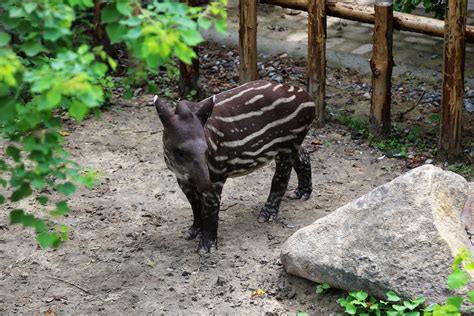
[44, 308, 57, 316]
[59, 131, 70, 137]
[251, 288, 266, 298]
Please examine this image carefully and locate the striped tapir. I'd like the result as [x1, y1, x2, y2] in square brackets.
[154, 80, 316, 253]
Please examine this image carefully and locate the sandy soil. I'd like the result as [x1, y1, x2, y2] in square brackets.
[0, 43, 471, 314]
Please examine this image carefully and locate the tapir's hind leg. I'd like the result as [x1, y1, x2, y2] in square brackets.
[178, 180, 203, 240]
[258, 152, 294, 223]
[288, 147, 312, 200]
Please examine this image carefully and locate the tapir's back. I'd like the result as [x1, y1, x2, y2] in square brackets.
[203, 80, 315, 177]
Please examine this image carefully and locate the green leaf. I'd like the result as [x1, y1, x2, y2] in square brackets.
[46, 88, 62, 108]
[36, 232, 60, 249]
[116, 0, 132, 15]
[6, 145, 21, 162]
[180, 29, 204, 46]
[92, 62, 108, 77]
[386, 291, 401, 302]
[20, 38, 46, 57]
[404, 312, 420, 316]
[69, 101, 89, 121]
[344, 303, 357, 315]
[37, 196, 49, 205]
[23, 3, 38, 14]
[10, 209, 25, 224]
[410, 297, 426, 305]
[468, 290, 474, 304]
[198, 17, 212, 30]
[215, 18, 227, 33]
[123, 90, 133, 100]
[148, 83, 158, 94]
[351, 291, 368, 301]
[55, 224, 70, 241]
[315, 282, 331, 294]
[0, 32, 11, 47]
[447, 270, 469, 290]
[11, 183, 32, 202]
[106, 23, 127, 44]
[77, 170, 98, 189]
[0, 195, 4, 204]
[56, 182, 76, 196]
[101, 5, 120, 23]
[404, 300, 422, 310]
[446, 295, 463, 310]
[51, 201, 71, 216]
[392, 304, 407, 312]
[174, 42, 196, 64]
[424, 303, 435, 312]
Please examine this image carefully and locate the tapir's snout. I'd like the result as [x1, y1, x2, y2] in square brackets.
[194, 174, 212, 193]
[192, 161, 212, 193]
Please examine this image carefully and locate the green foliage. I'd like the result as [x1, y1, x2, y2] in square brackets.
[334, 112, 369, 138]
[337, 290, 425, 315]
[447, 163, 473, 179]
[314, 249, 473, 315]
[371, 127, 436, 158]
[316, 282, 331, 294]
[0, 0, 227, 248]
[426, 248, 474, 315]
[394, 0, 445, 19]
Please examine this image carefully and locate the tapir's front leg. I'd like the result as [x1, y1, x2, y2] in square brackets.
[177, 180, 203, 240]
[199, 180, 225, 254]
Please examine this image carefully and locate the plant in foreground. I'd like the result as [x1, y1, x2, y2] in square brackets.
[313, 248, 473, 315]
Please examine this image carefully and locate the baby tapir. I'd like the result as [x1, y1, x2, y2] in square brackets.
[154, 80, 316, 254]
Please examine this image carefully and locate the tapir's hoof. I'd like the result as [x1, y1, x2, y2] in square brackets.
[288, 188, 312, 201]
[184, 225, 202, 240]
[197, 236, 217, 255]
[258, 207, 277, 223]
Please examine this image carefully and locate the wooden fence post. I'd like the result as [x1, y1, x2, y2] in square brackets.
[438, 0, 467, 161]
[369, 1, 393, 138]
[239, 0, 258, 83]
[179, 0, 200, 98]
[307, 0, 326, 127]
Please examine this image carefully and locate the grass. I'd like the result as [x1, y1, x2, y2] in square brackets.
[332, 111, 437, 157]
[448, 163, 474, 179]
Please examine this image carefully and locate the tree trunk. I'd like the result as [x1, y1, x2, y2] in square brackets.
[307, 0, 326, 127]
[239, 0, 259, 83]
[259, 0, 474, 43]
[369, 1, 393, 138]
[438, 0, 467, 161]
[179, 47, 200, 99]
[93, 0, 103, 47]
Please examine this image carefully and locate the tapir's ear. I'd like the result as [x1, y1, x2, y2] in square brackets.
[153, 95, 172, 126]
[196, 96, 214, 124]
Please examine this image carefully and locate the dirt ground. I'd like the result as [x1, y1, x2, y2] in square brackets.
[0, 42, 472, 314]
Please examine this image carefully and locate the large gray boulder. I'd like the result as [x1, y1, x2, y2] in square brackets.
[281, 165, 472, 304]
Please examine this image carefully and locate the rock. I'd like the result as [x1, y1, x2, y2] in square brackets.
[271, 75, 283, 83]
[461, 183, 473, 239]
[281, 165, 472, 304]
[464, 98, 474, 113]
[216, 275, 227, 286]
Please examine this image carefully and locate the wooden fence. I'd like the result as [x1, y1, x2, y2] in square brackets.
[183, 0, 473, 161]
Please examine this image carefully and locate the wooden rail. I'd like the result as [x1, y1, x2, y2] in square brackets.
[260, 0, 474, 43]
